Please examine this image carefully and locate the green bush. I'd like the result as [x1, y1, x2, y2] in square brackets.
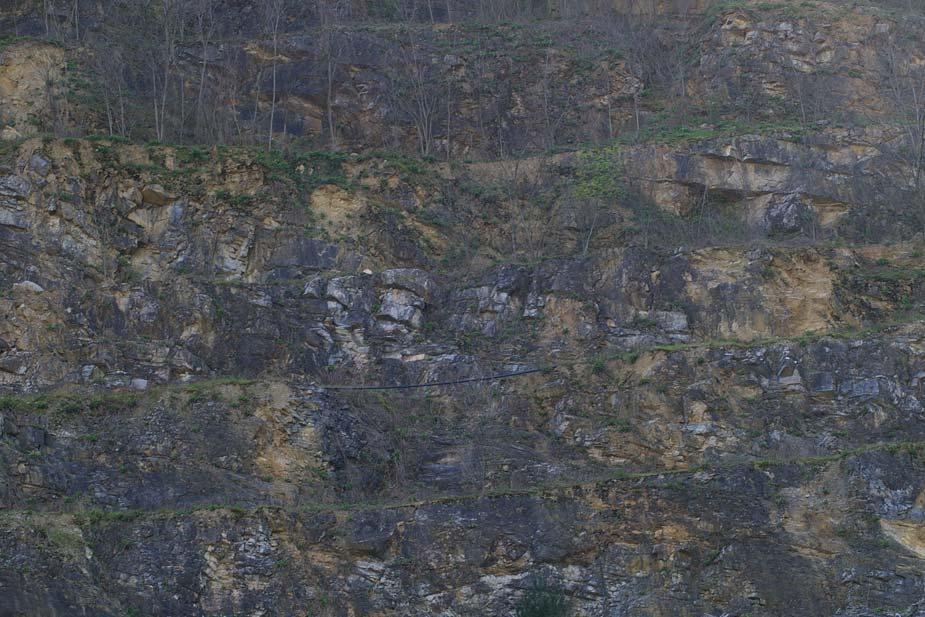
[573, 146, 624, 201]
[516, 581, 570, 617]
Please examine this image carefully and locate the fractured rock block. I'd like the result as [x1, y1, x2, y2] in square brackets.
[141, 184, 174, 206]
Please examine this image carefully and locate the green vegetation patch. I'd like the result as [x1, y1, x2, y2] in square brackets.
[573, 145, 625, 201]
[254, 148, 350, 193]
[0, 390, 137, 415]
[618, 118, 808, 147]
[704, 0, 825, 21]
[857, 264, 925, 283]
[516, 580, 570, 617]
[0, 35, 33, 53]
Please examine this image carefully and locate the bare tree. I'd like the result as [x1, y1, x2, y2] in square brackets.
[71, 0, 80, 42]
[492, 154, 559, 260]
[396, 0, 420, 22]
[538, 48, 573, 150]
[90, 35, 128, 137]
[597, 3, 682, 141]
[264, 0, 285, 150]
[210, 47, 250, 145]
[150, 0, 185, 143]
[389, 29, 442, 157]
[39, 50, 69, 136]
[315, 0, 350, 149]
[193, 0, 216, 141]
[876, 35, 925, 239]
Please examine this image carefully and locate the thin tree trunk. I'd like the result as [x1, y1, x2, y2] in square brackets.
[152, 64, 161, 141]
[104, 92, 113, 135]
[583, 209, 598, 256]
[446, 75, 452, 160]
[117, 78, 127, 136]
[633, 93, 640, 141]
[327, 57, 337, 148]
[119, 98, 126, 136]
[268, 13, 280, 150]
[179, 73, 186, 141]
[196, 21, 210, 139]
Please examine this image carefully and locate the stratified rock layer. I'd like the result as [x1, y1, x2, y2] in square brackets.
[4, 1, 925, 615]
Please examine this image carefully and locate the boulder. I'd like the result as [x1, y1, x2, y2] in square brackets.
[0, 126, 21, 141]
[268, 237, 339, 271]
[0, 207, 28, 229]
[29, 153, 51, 175]
[763, 193, 813, 236]
[13, 280, 44, 293]
[141, 184, 174, 206]
[809, 372, 835, 396]
[0, 352, 29, 375]
[0, 175, 31, 198]
[80, 364, 104, 383]
[840, 378, 880, 399]
[303, 276, 327, 299]
[18, 426, 46, 449]
[377, 268, 436, 301]
[635, 310, 689, 333]
[377, 288, 425, 328]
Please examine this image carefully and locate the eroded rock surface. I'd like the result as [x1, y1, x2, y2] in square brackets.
[4, 1, 925, 615]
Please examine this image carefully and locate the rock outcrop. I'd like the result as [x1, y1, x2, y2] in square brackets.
[3, 1, 925, 615]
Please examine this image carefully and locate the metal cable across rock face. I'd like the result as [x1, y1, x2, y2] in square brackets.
[318, 366, 550, 390]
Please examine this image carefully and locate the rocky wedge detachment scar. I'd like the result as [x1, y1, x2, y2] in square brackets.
[5, 0, 925, 615]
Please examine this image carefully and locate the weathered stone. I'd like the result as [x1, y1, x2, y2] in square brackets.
[378, 268, 436, 301]
[18, 425, 46, 449]
[0, 352, 29, 375]
[0, 175, 31, 198]
[0, 126, 21, 140]
[13, 280, 44, 293]
[141, 184, 174, 206]
[763, 193, 813, 236]
[377, 288, 424, 329]
[0, 207, 27, 229]
[267, 237, 339, 272]
[303, 276, 327, 298]
[1, 12, 925, 613]
[29, 153, 51, 176]
[326, 276, 363, 310]
[683, 422, 717, 435]
[635, 309, 689, 333]
[809, 372, 835, 396]
[840, 378, 880, 399]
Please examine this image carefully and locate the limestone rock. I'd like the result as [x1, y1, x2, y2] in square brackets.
[377, 288, 425, 329]
[0, 207, 27, 229]
[763, 193, 814, 236]
[29, 153, 51, 176]
[378, 268, 437, 301]
[13, 281, 44, 293]
[0, 175, 31, 199]
[141, 184, 174, 206]
[0, 352, 29, 375]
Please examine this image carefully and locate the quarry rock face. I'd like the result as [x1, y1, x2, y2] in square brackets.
[4, 0, 925, 615]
